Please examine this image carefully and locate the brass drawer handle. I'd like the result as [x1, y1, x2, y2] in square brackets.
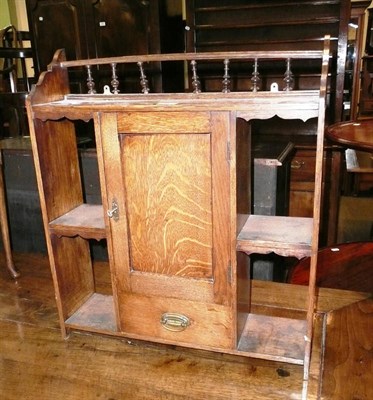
[291, 160, 305, 169]
[160, 313, 190, 332]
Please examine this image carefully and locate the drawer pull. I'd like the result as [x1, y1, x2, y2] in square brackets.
[291, 160, 305, 169]
[160, 313, 190, 332]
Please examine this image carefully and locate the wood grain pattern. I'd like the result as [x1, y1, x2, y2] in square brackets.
[321, 298, 373, 400]
[122, 133, 213, 278]
[238, 314, 307, 364]
[0, 318, 305, 400]
[50, 235, 94, 324]
[33, 119, 83, 222]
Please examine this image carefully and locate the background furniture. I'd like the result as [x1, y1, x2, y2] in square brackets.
[0, 26, 33, 138]
[344, 148, 373, 195]
[25, 0, 185, 144]
[0, 139, 23, 278]
[184, 0, 351, 246]
[0, 27, 33, 277]
[0, 137, 35, 278]
[344, 0, 371, 120]
[327, 119, 373, 242]
[327, 118, 373, 151]
[359, 7, 373, 117]
[288, 241, 373, 292]
[26, 39, 330, 398]
[251, 140, 294, 281]
[25, 0, 186, 94]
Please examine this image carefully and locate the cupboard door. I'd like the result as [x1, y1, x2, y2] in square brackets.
[26, 0, 88, 76]
[89, 0, 160, 58]
[88, 0, 162, 92]
[95, 111, 235, 349]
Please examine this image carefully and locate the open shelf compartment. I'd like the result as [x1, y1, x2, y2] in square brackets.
[237, 313, 307, 365]
[65, 293, 117, 333]
[237, 214, 313, 258]
[49, 204, 106, 240]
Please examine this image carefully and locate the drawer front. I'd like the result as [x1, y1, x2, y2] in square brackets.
[360, 100, 373, 113]
[289, 191, 314, 217]
[118, 293, 234, 350]
[290, 149, 331, 184]
[290, 152, 316, 183]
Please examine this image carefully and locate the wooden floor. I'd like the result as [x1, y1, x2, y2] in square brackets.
[0, 252, 372, 400]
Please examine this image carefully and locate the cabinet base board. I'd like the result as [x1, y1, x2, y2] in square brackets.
[65, 293, 305, 365]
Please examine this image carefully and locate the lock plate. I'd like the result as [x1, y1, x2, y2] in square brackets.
[107, 199, 119, 221]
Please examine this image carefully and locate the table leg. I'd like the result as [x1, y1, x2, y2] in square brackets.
[0, 151, 19, 278]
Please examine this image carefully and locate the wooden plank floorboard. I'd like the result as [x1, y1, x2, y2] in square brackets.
[0, 252, 59, 329]
[0, 252, 371, 399]
[0, 252, 308, 399]
[0, 318, 306, 400]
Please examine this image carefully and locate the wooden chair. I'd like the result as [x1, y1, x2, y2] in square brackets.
[287, 241, 373, 293]
[0, 31, 33, 137]
[0, 26, 32, 92]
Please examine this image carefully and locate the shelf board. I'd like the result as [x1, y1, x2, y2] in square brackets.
[49, 204, 106, 240]
[31, 90, 320, 123]
[65, 293, 117, 333]
[237, 214, 313, 258]
[237, 313, 307, 365]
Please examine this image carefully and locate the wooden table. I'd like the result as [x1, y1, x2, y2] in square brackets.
[327, 119, 373, 151]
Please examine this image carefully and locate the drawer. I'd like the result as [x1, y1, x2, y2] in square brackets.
[118, 293, 234, 350]
[360, 100, 373, 113]
[290, 152, 316, 182]
[289, 191, 314, 217]
[290, 149, 331, 184]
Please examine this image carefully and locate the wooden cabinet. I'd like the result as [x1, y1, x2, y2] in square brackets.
[26, 0, 162, 92]
[289, 145, 339, 245]
[290, 149, 318, 217]
[360, 8, 373, 116]
[359, 55, 373, 115]
[344, 1, 370, 120]
[26, 40, 330, 397]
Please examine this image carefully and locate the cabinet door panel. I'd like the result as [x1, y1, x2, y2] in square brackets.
[26, 0, 87, 75]
[89, 0, 162, 92]
[90, 0, 160, 57]
[122, 133, 213, 278]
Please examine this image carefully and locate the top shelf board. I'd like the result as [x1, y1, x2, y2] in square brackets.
[30, 91, 321, 122]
